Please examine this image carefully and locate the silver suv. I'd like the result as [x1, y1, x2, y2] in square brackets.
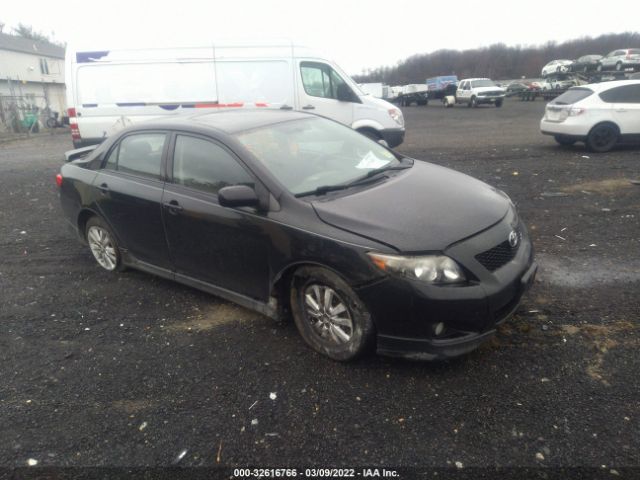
[597, 49, 640, 72]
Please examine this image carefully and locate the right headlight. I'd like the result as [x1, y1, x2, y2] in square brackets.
[368, 253, 466, 284]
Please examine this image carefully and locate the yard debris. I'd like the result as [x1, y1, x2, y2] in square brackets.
[581, 155, 590, 159]
[540, 192, 569, 197]
[601, 208, 611, 212]
[269, 392, 277, 400]
[265, 433, 279, 437]
[26, 459, 38, 466]
[248, 400, 258, 410]
[554, 235, 566, 241]
[455, 461, 463, 469]
[138, 421, 147, 431]
[251, 418, 259, 426]
[535, 452, 545, 461]
[216, 440, 223, 463]
[173, 449, 188, 465]
[630, 180, 640, 186]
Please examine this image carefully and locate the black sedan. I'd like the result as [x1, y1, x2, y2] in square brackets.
[57, 111, 536, 361]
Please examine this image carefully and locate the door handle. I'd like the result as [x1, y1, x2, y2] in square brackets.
[163, 200, 183, 214]
[302, 104, 315, 110]
[98, 183, 109, 194]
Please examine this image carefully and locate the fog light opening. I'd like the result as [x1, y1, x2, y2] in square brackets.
[434, 322, 445, 336]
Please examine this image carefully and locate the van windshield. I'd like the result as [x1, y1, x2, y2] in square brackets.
[236, 117, 402, 195]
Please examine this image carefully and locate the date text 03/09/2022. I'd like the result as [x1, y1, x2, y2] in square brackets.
[232, 468, 400, 478]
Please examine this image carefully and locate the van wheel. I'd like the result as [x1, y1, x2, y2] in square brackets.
[85, 217, 123, 271]
[290, 266, 374, 361]
[554, 135, 576, 146]
[615, 62, 623, 72]
[586, 123, 619, 153]
[471, 97, 478, 108]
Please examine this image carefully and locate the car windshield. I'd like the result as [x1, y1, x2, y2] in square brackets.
[236, 117, 401, 195]
[550, 87, 594, 105]
[471, 79, 496, 88]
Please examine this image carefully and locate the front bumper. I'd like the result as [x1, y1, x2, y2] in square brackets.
[356, 212, 536, 360]
[380, 128, 405, 148]
[476, 95, 505, 104]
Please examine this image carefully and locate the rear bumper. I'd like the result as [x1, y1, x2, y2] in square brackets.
[380, 128, 405, 148]
[72, 137, 104, 149]
[540, 119, 589, 138]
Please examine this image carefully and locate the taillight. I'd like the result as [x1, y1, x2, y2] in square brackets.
[56, 173, 63, 188]
[67, 107, 81, 141]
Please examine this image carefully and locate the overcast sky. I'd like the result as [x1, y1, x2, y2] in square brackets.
[2, 0, 639, 75]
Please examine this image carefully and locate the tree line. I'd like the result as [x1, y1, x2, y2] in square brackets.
[353, 32, 640, 84]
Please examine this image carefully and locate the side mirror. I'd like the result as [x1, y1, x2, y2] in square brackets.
[218, 185, 259, 208]
[337, 84, 356, 102]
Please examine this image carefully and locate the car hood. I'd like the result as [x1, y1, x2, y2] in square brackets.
[311, 160, 510, 252]
[473, 86, 505, 94]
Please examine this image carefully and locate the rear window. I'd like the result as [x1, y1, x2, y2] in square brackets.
[550, 87, 593, 105]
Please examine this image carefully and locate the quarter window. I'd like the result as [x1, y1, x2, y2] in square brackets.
[112, 133, 166, 179]
[172, 135, 253, 195]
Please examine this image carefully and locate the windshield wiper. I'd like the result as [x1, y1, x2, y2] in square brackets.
[295, 160, 413, 198]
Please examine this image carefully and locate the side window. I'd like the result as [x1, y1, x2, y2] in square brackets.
[172, 135, 254, 195]
[104, 144, 119, 170]
[300, 62, 350, 100]
[602, 85, 640, 104]
[115, 133, 166, 179]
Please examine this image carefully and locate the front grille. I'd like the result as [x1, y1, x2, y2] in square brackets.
[480, 91, 503, 97]
[475, 234, 520, 272]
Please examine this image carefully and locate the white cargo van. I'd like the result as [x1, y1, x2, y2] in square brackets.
[66, 43, 405, 148]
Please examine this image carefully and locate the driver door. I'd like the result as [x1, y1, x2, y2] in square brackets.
[297, 61, 355, 126]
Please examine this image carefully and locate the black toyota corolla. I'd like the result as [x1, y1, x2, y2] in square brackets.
[57, 110, 536, 361]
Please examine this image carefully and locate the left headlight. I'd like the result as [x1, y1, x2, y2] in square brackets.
[368, 253, 466, 284]
[388, 108, 404, 128]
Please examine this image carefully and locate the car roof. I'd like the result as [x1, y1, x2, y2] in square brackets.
[140, 109, 313, 135]
[460, 78, 491, 82]
[578, 79, 640, 92]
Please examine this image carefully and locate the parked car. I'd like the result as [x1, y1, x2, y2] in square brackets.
[540, 80, 640, 152]
[597, 49, 640, 72]
[571, 54, 603, 73]
[506, 82, 529, 93]
[541, 59, 573, 77]
[455, 78, 506, 107]
[66, 44, 405, 149]
[540, 77, 577, 91]
[57, 110, 536, 361]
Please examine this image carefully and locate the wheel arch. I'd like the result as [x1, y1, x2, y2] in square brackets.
[588, 120, 621, 137]
[77, 208, 101, 240]
[270, 261, 356, 320]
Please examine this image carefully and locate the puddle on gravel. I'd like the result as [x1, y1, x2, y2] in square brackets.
[561, 178, 635, 194]
[165, 303, 261, 332]
[536, 254, 640, 288]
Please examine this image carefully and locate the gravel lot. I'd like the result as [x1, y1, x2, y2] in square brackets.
[1, 99, 639, 477]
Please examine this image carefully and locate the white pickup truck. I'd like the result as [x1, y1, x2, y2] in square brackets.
[455, 78, 506, 107]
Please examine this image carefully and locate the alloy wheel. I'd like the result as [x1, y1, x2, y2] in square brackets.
[87, 226, 118, 270]
[303, 284, 353, 345]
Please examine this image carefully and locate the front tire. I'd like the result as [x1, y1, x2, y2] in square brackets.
[615, 62, 623, 72]
[85, 217, 123, 271]
[586, 123, 619, 153]
[495, 99, 503, 108]
[470, 97, 478, 108]
[290, 266, 374, 361]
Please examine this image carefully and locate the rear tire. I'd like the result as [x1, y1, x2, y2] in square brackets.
[554, 135, 577, 146]
[290, 266, 374, 361]
[495, 99, 503, 108]
[85, 217, 124, 272]
[586, 123, 619, 153]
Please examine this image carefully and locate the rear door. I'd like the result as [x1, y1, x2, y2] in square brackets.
[93, 131, 172, 268]
[161, 133, 271, 300]
[608, 84, 640, 134]
[297, 61, 355, 125]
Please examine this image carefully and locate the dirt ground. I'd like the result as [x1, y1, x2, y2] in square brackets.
[0, 99, 639, 477]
